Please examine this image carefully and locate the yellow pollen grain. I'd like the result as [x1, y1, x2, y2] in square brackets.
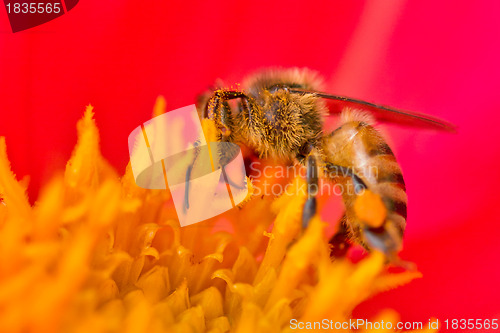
[354, 189, 387, 228]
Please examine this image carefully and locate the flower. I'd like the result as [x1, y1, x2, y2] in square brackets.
[0, 101, 433, 333]
[2, 2, 500, 322]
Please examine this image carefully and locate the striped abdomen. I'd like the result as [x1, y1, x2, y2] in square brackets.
[321, 113, 407, 255]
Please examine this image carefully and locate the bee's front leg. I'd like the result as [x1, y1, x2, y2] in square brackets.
[203, 89, 250, 142]
[302, 153, 319, 228]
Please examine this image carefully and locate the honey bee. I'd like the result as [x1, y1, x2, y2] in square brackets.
[196, 68, 454, 260]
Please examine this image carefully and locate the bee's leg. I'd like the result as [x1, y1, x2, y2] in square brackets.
[202, 90, 253, 192]
[324, 163, 368, 194]
[183, 164, 193, 213]
[324, 162, 404, 259]
[203, 90, 251, 141]
[204, 89, 249, 119]
[322, 162, 368, 257]
[183, 141, 201, 213]
[302, 153, 319, 228]
[329, 214, 352, 258]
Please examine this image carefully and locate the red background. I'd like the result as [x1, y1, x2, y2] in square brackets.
[1, 0, 499, 329]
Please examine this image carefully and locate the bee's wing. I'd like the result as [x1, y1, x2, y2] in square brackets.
[289, 88, 456, 132]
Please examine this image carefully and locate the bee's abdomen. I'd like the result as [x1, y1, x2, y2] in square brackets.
[319, 110, 410, 256]
[323, 118, 408, 236]
[355, 125, 408, 241]
[367, 143, 405, 187]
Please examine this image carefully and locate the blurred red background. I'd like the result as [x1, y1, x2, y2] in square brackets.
[1, 0, 499, 330]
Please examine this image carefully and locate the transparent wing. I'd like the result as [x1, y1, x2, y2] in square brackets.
[289, 88, 456, 132]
